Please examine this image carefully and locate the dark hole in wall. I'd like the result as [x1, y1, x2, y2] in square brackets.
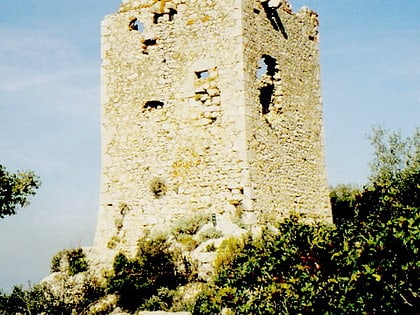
[257, 54, 278, 115]
[262, 54, 278, 77]
[143, 39, 157, 46]
[129, 18, 144, 32]
[195, 70, 210, 79]
[169, 8, 177, 21]
[142, 39, 157, 54]
[259, 84, 274, 114]
[144, 100, 164, 109]
[153, 8, 177, 24]
[153, 13, 163, 24]
[257, 55, 278, 79]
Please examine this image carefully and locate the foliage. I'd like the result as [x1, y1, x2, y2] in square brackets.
[331, 127, 419, 224]
[0, 275, 105, 315]
[51, 248, 88, 276]
[193, 210, 419, 314]
[1, 128, 418, 314]
[67, 248, 88, 276]
[197, 227, 223, 243]
[0, 165, 40, 218]
[107, 235, 188, 312]
[368, 126, 419, 186]
[213, 236, 246, 270]
[330, 184, 361, 224]
[194, 128, 420, 314]
[171, 213, 210, 237]
[356, 127, 420, 223]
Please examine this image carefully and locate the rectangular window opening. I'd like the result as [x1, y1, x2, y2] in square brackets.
[144, 100, 164, 109]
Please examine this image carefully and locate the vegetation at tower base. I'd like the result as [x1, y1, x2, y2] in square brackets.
[0, 275, 106, 315]
[194, 210, 419, 314]
[51, 248, 89, 276]
[0, 164, 40, 218]
[194, 127, 419, 315]
[107, 235, 190, 312]
[0, 128, 418, 314]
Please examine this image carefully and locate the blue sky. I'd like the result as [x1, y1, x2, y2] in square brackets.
[0, 1, 419, 290]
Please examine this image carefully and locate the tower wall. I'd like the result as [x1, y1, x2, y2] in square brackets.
[242, 0, 331, 221]
[94, 0, 331, 254]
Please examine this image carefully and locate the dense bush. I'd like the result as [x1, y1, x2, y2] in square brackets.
[0, 275, 105, 315]
[1, 128, 418, 314]
[194, 128, 420, 314]
[51, 248, 88, 276]
[193, 209, 419, 314]
[107, 235, 188, 312]
[330, 184, 360, 224]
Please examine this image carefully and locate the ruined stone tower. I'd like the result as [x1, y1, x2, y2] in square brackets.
[94, 0, 331, 253]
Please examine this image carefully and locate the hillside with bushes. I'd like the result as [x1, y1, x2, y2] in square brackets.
[1, 127, 418, 314]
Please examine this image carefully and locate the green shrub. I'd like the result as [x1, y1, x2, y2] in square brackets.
[171, 213, 209, 237]
[197, 227, 223, 242]
[176, 234, 199, 251]
[50, 248, 88, 276]
[0, 275, 105, 315]
[194, 209, 419, 315]
[51, 250, 65, 273]
[107, 235, 188, 312]
[67, 248, 88, 276]
[330, 184, 361, 224]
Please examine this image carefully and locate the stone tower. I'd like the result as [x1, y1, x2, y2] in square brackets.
[94, 0, 331, 253]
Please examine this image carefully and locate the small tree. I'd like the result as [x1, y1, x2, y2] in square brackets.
[0, 164, 40, 218]
[357, 127, 420, 222]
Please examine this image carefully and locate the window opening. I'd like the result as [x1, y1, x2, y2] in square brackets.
[193, 67, 221, 123]
[257, 55, 279, 115]
[195, 70, 210, 79]
[153, 8, 177, 24]
[144, 100, 164, 109]
[142, 38, 157, 54]
[128, 18, 144, 32]
[169, 8, 177, 21]
[260, 84, 274, 115]
[257, 59, 268, 79]
[153, 13, 163, 24]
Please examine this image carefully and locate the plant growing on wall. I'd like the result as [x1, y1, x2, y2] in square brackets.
[149, 177, 167, 197]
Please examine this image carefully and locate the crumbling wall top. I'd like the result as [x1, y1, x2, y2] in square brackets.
[119, 0, 315, 15]
[120, 0, 183, 13]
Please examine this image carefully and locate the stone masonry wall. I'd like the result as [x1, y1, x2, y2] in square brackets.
[242, 0, 331, 221]
[93, 0, 331, 256]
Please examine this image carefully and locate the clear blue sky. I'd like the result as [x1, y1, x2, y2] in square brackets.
[0, 1, 419, 290]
